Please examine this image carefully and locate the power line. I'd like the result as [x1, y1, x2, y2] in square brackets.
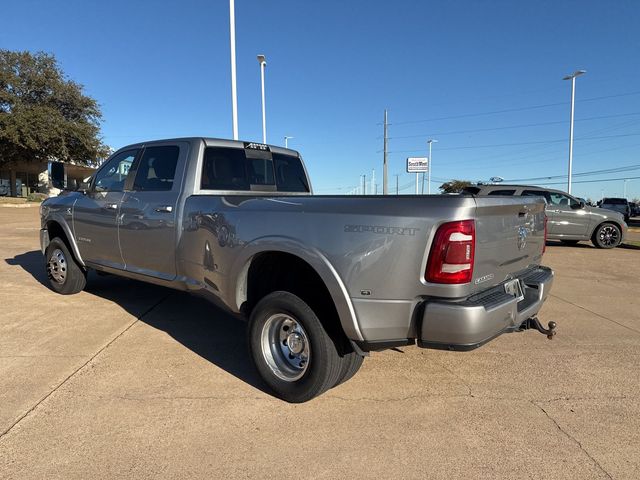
[526, 175, 640, 186]
[388, 112, 640, 139]
[390, 90, 640, 126]
[504, 164, 640, 183]
[391, 102, 566, 126]
[388, 132, 640, 154]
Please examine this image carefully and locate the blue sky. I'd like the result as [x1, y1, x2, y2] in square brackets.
[2, 0, 640, 200]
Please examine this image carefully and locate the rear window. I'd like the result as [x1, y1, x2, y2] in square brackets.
[488, 189, 516, 196]
[602, 198, 627, 205]
[201, 147, 309, 193]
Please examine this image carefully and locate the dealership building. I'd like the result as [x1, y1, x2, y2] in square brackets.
[0, 161, 97, 197]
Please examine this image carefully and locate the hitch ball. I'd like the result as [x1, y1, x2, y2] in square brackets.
[546, 321, 557, 340]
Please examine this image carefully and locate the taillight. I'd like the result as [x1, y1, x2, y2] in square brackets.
[543, 215, 548, 254]
[426, 220, 475, 284]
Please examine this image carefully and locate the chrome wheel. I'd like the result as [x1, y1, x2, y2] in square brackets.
[260, 313, 311, 382]
[598, 225, 619, 247]
[47, 248, 67, 284]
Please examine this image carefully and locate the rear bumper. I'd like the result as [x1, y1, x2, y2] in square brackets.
[418, 266, 554, 350]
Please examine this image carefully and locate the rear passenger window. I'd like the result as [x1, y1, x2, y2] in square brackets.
[488, 190, 516, 196]
[522, 190, 551, 203]
[201, 147, 250, 190]
[133, 146, 180, 191]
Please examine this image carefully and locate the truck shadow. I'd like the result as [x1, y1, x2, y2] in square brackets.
[4, 250, 269, 396]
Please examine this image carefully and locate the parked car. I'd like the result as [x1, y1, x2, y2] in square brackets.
[463, 184, 627, 248]
[627, 202, 638, 218]
[41, 138, 555, 402]
[599, 197, 631, 223]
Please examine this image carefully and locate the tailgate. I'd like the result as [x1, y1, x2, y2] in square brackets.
[471, 196, 546, 293]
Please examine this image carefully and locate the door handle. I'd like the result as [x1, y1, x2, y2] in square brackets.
[105, 203, 118, 210]
[155, 205, 173, 213]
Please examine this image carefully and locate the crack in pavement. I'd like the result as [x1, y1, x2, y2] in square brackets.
[0, 293, 172, 442]
[550, 293, 640, 336]
[531, 400, 613, 480]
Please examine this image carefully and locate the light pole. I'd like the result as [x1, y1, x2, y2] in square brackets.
[427, 139, 438, 194]
[623, 179, 628, 198]
[229, 0, 239, 140]
[563, 70, 586, 194]
[284, 136, 293, 148]
[257, 54, 267, 144]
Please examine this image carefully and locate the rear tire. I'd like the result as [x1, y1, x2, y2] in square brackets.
[592, 223, 622, 249]
[334, 352, 364, 387]
[45, 237, 86, 294]
[248, 291, 343, 403]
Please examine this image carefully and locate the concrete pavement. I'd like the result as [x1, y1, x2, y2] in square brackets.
[1, 208, 639, 479]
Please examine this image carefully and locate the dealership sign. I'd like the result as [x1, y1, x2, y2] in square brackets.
[406, 157, 429, 173]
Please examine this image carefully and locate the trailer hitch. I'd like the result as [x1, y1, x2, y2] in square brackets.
[520, 317, 557, 340]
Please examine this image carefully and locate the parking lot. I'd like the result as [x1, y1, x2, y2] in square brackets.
[1, 206, 639, 480]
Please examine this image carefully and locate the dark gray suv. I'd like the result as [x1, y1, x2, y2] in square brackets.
[463, 184, 627, 248]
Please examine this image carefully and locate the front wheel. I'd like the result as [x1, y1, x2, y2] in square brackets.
[592, 223, 622, 249]
[45, 237, 87, 294]
[248, 291, 344, 403]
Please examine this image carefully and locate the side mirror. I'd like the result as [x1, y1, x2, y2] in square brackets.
[48, 162, 67, 190]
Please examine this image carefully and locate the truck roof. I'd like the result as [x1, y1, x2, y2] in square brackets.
[116, 137, 301, 158]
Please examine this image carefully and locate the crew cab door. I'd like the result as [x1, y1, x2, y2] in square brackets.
[118, 143, 187, 280]
[73, 149, 139, 268]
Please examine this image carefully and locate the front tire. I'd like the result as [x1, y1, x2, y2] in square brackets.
[248, 291, 343, 403]
[592, 223, 622, 249]
[45, 237, 86, 294]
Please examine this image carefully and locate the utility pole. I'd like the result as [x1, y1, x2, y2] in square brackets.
[383, 109, 388, 194]
[563, 70, 586, 194]
[624, 179, 628, 198]
[229, 0, 239, 140]
[395, 174, 399, 194]
[427, 139, 437, 194]
[372, 169, 375, 196]
[257, 55, 267, 144]
[362, 174, 366, 195]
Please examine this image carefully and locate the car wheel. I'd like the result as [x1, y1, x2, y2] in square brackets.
[592, 223, 622, 249]
[45, 237, 87, 294]
[248, 291, 344, 403]
[560, 240, 579, 246]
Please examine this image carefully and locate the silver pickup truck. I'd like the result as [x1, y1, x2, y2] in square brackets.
[40, 137, 555, 402]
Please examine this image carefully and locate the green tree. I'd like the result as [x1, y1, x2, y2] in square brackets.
[439, 179, 473, 194]
[0, 50, 109, 194]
